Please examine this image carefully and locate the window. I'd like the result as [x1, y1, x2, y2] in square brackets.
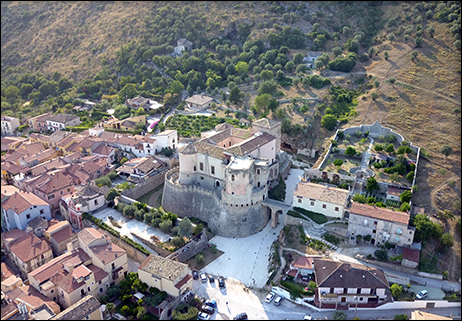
[359, 297, 364, 301]
[200, 176, 204, 180]
[48, 194, 54, 200]
[257, 169, 260, 175]
[374, 221, 378, 225]
[85, 316, 90, 320]
[257, 182, 260, 187]
[99, 288, 103, 293]
[41, 254, 45, 260]
[87, 286, 91, 292]
[373, 230, 376, 234]
[193, 166, 196, 171]
[231, 175, 235, 181]
[112, 263, 116, 270]
[211, 166, 215, 174]
[51, 289, 54, 293]
[357, 288, 361, 294]
[26, 214, 31, 219]
[310, 201, 314, 206]
[60, 190, 63, 195]
[40, 209, 44, 214]
[335, 207, 339, 211]
[298, 199, 302, 203]
[200, 162, 204, 171]
[229, 141, 231, 146]
[94, 200, 98, 205]
[322, 204, 327, 209]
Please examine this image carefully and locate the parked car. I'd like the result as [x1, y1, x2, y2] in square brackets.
[192, 270, 199, 279]
[233, 312, 248, 320]
[218, 277, 226, 288]
[416, 290, 428, 299]
[204, 300, 217, 308]
[265, 291, 275, 303]
[208, 275, 215, 283]
[200, 272, 207, 283]
[198, 312, 211, 320]
[303, 315, 313, 320]
[273, 295, 283, 306]
[201, 305, 215, 314]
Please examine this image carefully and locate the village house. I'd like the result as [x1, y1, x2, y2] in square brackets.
[26, 215, 49, 237]
[116, 156, 166, 180]
[401, 246, 420, 269]
[103, 115, 146, 132]
[174, 38, 193, 55]
[138, 254, 192, 297]
[287, 256, 316, 283]
[18, 148, 60, 168]
[28, 113, 52, 131]
[184, 94, 214, 110]
[56, 133, 83, 156]
[1, 187, 52, 231]
[30, 132, 52, 149]
[3, 230, 53, 278]
[386, 185, 410, 202]
[50, 295, 103, 320]
[1, 285, 61, 320]
[74, 227, 128, 286]
[77, 138, 104, 156]
[126, 95, 163, 112]
[59, 184, 106, 229]
[92, 144, 116, 164]
[43, 220, 78, 256]
[292, 182, 351, 219]
[1, 116, 20, 136]
[1, 137, 25, 152]
[45, 114, 81, 132]
[313, 258, 391, 309]
[88, 126, 105, 138]
[1, 262, 22, 294]
[347, 202, 415, 247]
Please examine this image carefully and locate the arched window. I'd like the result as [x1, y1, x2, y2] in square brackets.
[257, 169, 260, 175]
[231, 175, 235, 181]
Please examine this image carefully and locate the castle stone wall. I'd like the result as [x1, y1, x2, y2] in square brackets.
[162, 169, 269, 238]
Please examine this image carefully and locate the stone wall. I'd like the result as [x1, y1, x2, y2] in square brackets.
[167, 229, 208, 263]
[162, 169, 269, 238]
[121, 168, 167, 200]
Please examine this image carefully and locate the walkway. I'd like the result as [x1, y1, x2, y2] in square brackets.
[361, 137, 374, 170]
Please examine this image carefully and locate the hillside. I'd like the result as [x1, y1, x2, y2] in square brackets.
[1, 1, 461, 281]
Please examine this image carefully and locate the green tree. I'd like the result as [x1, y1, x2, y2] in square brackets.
[374, 249, 388, 261]
[332, 311, 347, 320]
[254, 93, 272, 113]
[411, 50, 419, 59]
[366, 177, 380, 193]
[371, 92, 378, 100]
[196, 253, 204, 265]
[235, 61, 249, 75]
[384, 51, 389, 60]
[441, 233, 454, 248]
[293, 52, 304, 64]
[193, 223, 204, 235]
[440, 145, 453, 158]
[387, 33, 396, 43]
[119, 83, 138, 99]
[345, 146, 356, 156]
[105, 303, 116, 319]
[170, 236, 185, 247]
[95, 176, 111, 187]
[168, 80, 184, 95]
[178, 218, 193, 238]
[406, 171, 415, 183]
[400, 190, 412, 203]
[415, 36, 423, 47]
[123, 204, 137, 218]
[400, 202, 411, 212]
[4, 85, 20, 100]
[333, 159, 343, 167]
[386, 144, 395, 153]
[106, 188, 120, 201]
[229, 86, 242, 104]
[285, 61, 295, 73]
[314, 59, 324, 70]
[159, 219, 173, 233]
[394, 314, 409, 320]
[258, 80, 278, 96]
[332, 46, 343, 57]
[321, 114, 337, 130]
[353, 194, 367, 203]
[19, 83, 34, 99]
[390, 284, 402, 298]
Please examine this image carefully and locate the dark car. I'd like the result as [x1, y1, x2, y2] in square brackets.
[204, 300, 217, 308]
[208, 275, 215, 283]
[233, 312, 248, 320]
[201, 305, 215, 314]
[192, 270, 199, 279]
[218, 277, 225, 288]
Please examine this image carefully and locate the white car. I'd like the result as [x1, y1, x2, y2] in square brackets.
[198, 311, 211, 320]
[265, 291, 275, 303]
[416, 289, 428, 299]
[200, 272, 207, 283]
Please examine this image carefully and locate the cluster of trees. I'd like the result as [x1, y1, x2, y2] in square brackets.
[166, 114, 244, 137]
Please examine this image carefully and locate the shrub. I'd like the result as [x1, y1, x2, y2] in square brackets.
[374, 249, 388, 261]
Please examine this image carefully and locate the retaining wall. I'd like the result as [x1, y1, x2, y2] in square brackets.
[121, 168, 167, 200]
[417, 271, 444, 280]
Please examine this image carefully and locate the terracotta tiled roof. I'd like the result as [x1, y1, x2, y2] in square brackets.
[350, 202, 410, 225]
[9, 233, 51, 263]
[402, 247, 420, 263]
[71, 264, 92, 279]
[252, 118, 280, 129]
[175, 274, 192, 289]
[27, 216, 48, 229]
[86, 264, 108, 283]
[293, 182, 350, 206]
[194, 141, 225, 159]
[178, 142, 197, 154]
[28, 248, 90, 284]
[1, 262, 15, 280]
[79, 138, 103, 149]
[387, 186, 406, 196]
[18, 142, 45, 155]
[226, 132, 275, 156]
[139, 254, 188, 282]
[22, 148, 58, 164]
[46, 114, 80, 124]
[57, 134, 80, 148]
[1, 190, 49, 214]
[314, 258, 389, 289]
[77, 227, 108, 246]
[1, 161, 24, 174]
[93, 144, 113, 156]
[50, 224, 75, 244]
[48, 130, 71, 143]
[51, 295, 101, 320]
[215, 122, 234, 131]
[89, 242, 126, 265]
[291, 256, 314, 270]
[0, 302, 18, 320]
[35, 171, 73, 194]
[185, 94, 213, 106]
[2, 228, 27, 244]
[8, 285, 61, 315]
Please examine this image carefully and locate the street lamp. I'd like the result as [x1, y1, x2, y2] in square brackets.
[353, 296, 358, 319]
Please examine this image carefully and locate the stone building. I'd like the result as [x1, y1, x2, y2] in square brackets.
[162, 118, 290, 238]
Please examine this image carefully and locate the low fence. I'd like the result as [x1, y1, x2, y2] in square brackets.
[417, 271, 444, 280]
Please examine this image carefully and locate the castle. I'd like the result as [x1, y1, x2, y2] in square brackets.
[162, 118, 291, 237]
